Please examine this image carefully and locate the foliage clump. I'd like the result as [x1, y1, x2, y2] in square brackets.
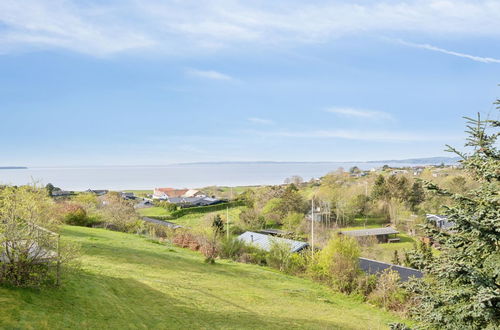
[406, 111, 500, 329]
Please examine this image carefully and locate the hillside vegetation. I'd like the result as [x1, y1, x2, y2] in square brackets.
[0, 226, 405, 329]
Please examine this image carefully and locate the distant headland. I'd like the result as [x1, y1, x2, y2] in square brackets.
[0, 166, 28, 170]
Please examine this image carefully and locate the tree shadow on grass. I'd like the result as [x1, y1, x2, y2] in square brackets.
[1, 270, 356, 329]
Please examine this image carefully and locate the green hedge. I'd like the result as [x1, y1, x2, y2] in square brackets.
[169, 201, 245, 218]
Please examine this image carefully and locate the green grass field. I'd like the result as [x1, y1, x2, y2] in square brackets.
[0, 226, 407, 329]
[138, 206, 171, 218]
[360, 234, 416, 264]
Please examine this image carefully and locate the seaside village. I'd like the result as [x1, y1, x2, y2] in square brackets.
[44, 163, 459, 282]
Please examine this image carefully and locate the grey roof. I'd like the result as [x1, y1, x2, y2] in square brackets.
[341, 227, 399, 237]
[359, 257, 423, 282]
[426, 214, 455, 230]
[237, 231, 308, 253]
[142, 217, 182, 229]
[168, 196, 222, 206]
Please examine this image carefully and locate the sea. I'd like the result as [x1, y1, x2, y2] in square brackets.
[0, 162, 424, 191]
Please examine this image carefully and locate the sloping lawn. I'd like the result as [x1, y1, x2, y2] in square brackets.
[360, 234, 416, 264]
[138, 206, 171, 218]
[0, 226, 407, 329]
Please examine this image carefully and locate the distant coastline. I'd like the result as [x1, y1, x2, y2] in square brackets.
[175, 156, 460, 166]
[0, 166, 27, 170]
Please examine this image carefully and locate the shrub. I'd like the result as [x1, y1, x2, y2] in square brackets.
[172, 231, 201, 251]
[368, 270, 408, 312]
[218, 236, 246, 260]
[266, 239, 292, 272]
[60, 203, 93, 226]
[238, 245, 267, 266]
[311, 233, 361, 293]
[286, 253, 308, 275]
[0, 185, 77, 287]
[99, 193, 142, 233]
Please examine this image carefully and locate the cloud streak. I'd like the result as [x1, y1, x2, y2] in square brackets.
[186, 69, 233, 81]
[256, 129, 459, 143]
[397, 40, 500, 63]
[327, 107, 394, 121]
[248, 117, 273, 125]
[1, 1, 500, 56]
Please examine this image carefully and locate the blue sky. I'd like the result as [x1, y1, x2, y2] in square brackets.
[0, 0, 499, 166]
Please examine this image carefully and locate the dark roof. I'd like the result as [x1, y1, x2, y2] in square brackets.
[168, 196, 221, 206]
[341, 227, 399, 237]
[238, 231, 308, 253]
[358, 257, 423, 282]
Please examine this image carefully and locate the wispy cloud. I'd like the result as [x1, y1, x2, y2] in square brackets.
[186, 69, 233, 81]
[1, 1, 500, 56]
[397, 40, 500, 64]
[327, 107, 394, 121]
[256, 129, 459, 143]
[248, 117, 273, 125]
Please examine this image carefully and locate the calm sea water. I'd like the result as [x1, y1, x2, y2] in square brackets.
[0, 162, 419, 191]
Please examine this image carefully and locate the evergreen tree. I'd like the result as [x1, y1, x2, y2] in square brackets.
[407, 110, 499, 329]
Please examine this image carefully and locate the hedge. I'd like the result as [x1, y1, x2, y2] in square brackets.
[169, 200, 245, 218]
[144, 200, 246, 221]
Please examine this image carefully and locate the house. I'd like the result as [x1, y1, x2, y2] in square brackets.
[51, 190, 72, 197]
[153, 188, 204, 200]
[237, 231, 309, 253]
[358, 258, 423, 282]
[86, 189, 108, 196]
[390, 169, 408, 175]
[340, 227, 399, 243]
[120, 192, 136, 200]
[426, 214, 455, 231]
[168, 196, 222, 208]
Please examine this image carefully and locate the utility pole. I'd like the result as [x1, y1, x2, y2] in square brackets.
[311, 197, 315, 259]
[364, 181, 368, 227]
[227, 187, 233, 239]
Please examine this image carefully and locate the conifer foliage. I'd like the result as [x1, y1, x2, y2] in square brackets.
[408, 106, 499, 329]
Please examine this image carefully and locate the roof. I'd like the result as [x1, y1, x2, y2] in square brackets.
[426, 214, 455, 230]
[358, 257, 423, 282]
[237, 231, 308, 253]
[154, 188, 189, 198]
[341, 227, 399, 237]
[168, 196, 221, 206]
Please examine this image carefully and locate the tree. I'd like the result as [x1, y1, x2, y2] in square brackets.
[0, 185, 76, 286]
[202, 214, 225, 264]
[407, 181, 425, 211]
[349, 166, 361, 175]
[407, 111, 500, 329]
[45, 183, 55, 196]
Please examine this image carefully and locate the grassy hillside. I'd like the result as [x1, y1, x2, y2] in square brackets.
[0, 226, 406, 329]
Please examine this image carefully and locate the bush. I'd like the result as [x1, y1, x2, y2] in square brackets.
[368, 270, 408, 312]
[154, 201, 177, 212]
[218, 236, 246, 260]
[266, 239, 292, 272]
[286, 253, 308, 275]
[172, 231, 201, 251]
[310, 233, 361, 293]
[60, 203, 93, 226]
[238, 245, 267, 266]
[0, 185, 77, 287]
